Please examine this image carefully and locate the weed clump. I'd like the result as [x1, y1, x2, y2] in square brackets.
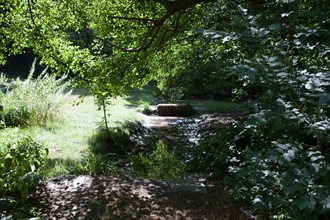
[0, 60, 71, 127]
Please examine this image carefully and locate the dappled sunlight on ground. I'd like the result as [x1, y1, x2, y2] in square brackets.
[30, 175, 250, 220]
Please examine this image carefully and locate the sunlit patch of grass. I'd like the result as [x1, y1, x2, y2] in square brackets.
[106, 96, 144, 125]
[22, 95, 102, 160]
[189, 100, 245, 113]
[23, 94, 143, 160]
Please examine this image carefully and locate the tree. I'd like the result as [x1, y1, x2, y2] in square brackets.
[0, 0, 216, 98]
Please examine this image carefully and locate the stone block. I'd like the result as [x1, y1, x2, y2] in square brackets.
[157, 103, 193, 117]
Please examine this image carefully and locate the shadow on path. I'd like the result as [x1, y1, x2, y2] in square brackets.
[30, 175, 250, 220]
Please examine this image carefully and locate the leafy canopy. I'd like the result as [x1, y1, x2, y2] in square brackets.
[1, 0, 215, 98]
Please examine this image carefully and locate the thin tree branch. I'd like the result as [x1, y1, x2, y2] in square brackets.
[172, 10, 184, 33]
[105, 15, 157, 23]
[94, 35, 149, 52]
[156, 10, 184, 48]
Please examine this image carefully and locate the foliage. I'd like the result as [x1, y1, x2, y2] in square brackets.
[0, 60, 71, 126]
[0, 0, 215, 101]
[189, 122, 239, 172]
[226, 141, 330, 219]
[0, 128, 48, 199]
[190, 0, 330, 218]
[150, 28, 237, 100]
[130, 140, 185, 179]
[148, 1, 266, 100]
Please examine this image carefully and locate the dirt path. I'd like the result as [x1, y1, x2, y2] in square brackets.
[30, 174, 249, 220]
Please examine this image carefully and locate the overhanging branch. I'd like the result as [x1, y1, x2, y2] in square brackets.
[98, 0, 216, 52]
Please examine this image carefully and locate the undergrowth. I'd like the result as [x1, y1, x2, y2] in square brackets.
[130, 140, 185, 179]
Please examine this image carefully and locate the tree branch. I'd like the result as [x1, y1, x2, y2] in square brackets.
[105, 15, 157, 23]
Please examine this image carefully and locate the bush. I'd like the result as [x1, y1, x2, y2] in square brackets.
[0, 60, 71, 126]
[226, 140, 330, 219]
[0, 128, 48, 199]
[130, 140, 185, 179]
[220, 100, 330, 219]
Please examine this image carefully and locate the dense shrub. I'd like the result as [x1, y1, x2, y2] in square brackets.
[189, 0, 330, 219]
[0, 129, 48, 199]
[0, 60, 71, 126]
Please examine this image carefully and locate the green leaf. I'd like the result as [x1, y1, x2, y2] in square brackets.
[4, 156, 12, 169]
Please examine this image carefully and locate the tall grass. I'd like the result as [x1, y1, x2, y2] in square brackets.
[0, 60, 71, 126]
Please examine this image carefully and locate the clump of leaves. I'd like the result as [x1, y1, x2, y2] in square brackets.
[130, 140, 185, 179]
[0, 128, 48, 199]
[0, 59, 71, 127]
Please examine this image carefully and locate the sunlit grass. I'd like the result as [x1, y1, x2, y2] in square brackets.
[22, 96, 101, 160]
[189, 99, 245, 113]
[21, 93, 143, 176]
